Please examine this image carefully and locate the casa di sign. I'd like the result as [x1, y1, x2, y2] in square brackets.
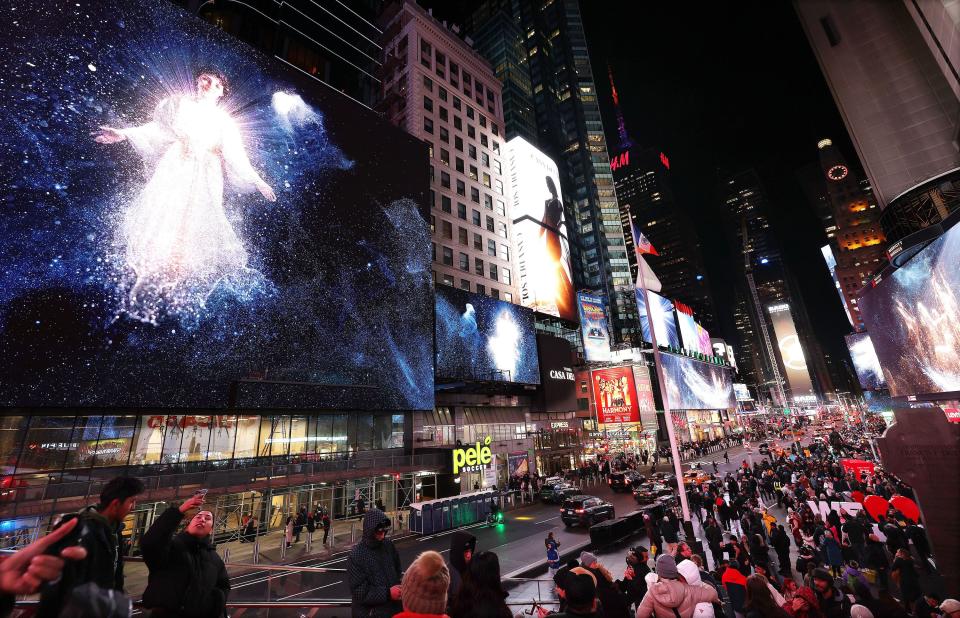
[453, 436, 494, 474]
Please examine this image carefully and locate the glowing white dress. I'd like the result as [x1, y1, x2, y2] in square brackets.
[119, 96, 266, 321]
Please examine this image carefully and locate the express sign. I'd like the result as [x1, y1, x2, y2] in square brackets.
[453, 436, 493, 474]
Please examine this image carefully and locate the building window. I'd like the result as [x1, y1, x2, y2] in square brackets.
[474, 257, 484, 275]
[439, 148, 449, 166]
[482, 172, 491, 188]
[442, 273, 454, 286]
[471, 187, 480, 203]
[473, 233, 483, 250]
[469, 165, 479, 181]
[441, 195, 451, 213]
[439, 107, 448, 121]
[459, 252, 469, 271]
[453, 97, 461, 111]
[500, 243, 510, 261]
[423, 96, 433, 112]
[439, 127, 449, 143]
[490, 287, 499, 299]
[454, 117, 463, 131]
[456, 180, 466, 196]
[495, 179, 504, 195]
[494, 160, 502, 174]
[468, 125, 476, 139]
[442, 246, 453, 265]
[455, 157, 464, 173]
[438, 86, 447, 102]
[466, 106, 475, 120]
[431, 242, 436, 261]
[496, 200, 506, 216]
[472, 210, 481, 226]
[457, 202, 467, 220]
[424, 117, 434, 134]
[476, 283, 485, 295]
[440, 171, 450, 189]
[458, 227, 468, 245]
[496, 222, 507, 238]
[481, 152, 490, 167]
[420, 39, 432, 68]
[459, 279, 470, 291]
[487, 238, 497, 256]
[480, 133, 488, 147]
[484, 194, 493, 210]
[502, 268, 511, 285]
[423, 75, 433, 90]
[479, 114, 487, 128]
[468, 144, 476, 160]
[486, 216, 495, 232]
[503, 291, 512, 302]
[441, 220, 452, 239]
[454, 136, 463, 152]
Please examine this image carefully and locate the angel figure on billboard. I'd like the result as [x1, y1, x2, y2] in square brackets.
[94, 69, 276, 323]
[540, 176, 575, 319]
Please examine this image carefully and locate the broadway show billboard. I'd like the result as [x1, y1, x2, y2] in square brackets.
[578, 292, 612, 362]
[767, 303, 816, 400]
[506, 137, 576, 321]
[591, 367, 640, 424]
[536, 334, 577, 412]
[0, 1, 433, 410]
[435, 286, 540, 384]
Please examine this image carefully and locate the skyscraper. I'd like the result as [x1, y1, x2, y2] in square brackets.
[795, 1, 960, 243]
[467, 0, 634, 345]
[379, 1, 519, 301]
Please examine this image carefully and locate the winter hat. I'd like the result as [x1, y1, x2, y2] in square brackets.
[941, 599, 960, 613]
[850, 605, 874, 618]
[579, 551, 598, 567]
[564, 572, 597, 608]
[811, 568, 833, 583]
[676, 559, 702, 585]
[656, 554, 680, 580]
[645, 572, 659, 587]
[401, 551, 450, 615]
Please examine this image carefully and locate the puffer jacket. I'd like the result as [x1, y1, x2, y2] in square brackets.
[635, 579, 719, 618]
[140, 507, 230, 618]
[347, 509, 402, 618]
[447, 531, 476, 601]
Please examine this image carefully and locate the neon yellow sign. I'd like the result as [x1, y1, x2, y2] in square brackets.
[453, 436, 493, 474]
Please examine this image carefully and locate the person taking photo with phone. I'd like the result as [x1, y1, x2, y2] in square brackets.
[141, 491, 230, 617]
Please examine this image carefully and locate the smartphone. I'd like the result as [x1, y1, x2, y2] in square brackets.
[194, 488, 209, 498]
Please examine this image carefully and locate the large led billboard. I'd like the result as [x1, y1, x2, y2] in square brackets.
[734, 383, 753, 401]
[863, 390, 894, 413]
[506, 137, 576, 321]
[821, 245, 855, 328]
[0, 1, 433, 409]
[858, 223, 960, 398]
[696, 322, 712, 356]
[578, 292, 612, 362]
[591, 367, 640, 424]
[635, 289, 680, 348]
[767, 304, 816, 400]
[537, 334, 577, 411]
[660, 353, 736, 410]
[435, 286, 540, 384]
[844, 332, 886, 391]
[675, 309, 699, 353]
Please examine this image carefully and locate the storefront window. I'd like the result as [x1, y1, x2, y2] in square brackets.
[353, 413, 374, 451]
[260, 416, 290, 458]
[389, 414, 404, 449]
[65, 416, 105, 469]
[90, 415, 137, 468]
[131, 415, 164, 466]
[233, 415, 261, 459]
[206, 415, 237, 461]
[18, 416, 77, 474]
[0, 416, 28, 475]
[288, 416, 309, 455]
[373, 414, 393, 450]
[331, 415, 348, 453]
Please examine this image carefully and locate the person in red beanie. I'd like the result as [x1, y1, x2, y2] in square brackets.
[395, 550, 450, 618]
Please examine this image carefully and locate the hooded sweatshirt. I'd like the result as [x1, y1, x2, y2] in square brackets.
[347, 509, 402, 618]
[447, 531, 476, 601]
[676, 560, 717, 617]
[635, 577, 719, 618]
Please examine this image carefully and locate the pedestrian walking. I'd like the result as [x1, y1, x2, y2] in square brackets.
[306, 510, 316, 542]
[346, 509, 402, 618]
[447, 531, 475, 602]
[546, 532, 561, 573]
[140, 493, 230, 617]
[284, 516, 294, 548]
[322, 510, 331, 546]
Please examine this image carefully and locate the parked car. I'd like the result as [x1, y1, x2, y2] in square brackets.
[561, 495, 615, 527]
[540, 481, 580, 504]
[608, 470, 644, 492]
[633, 482, 674, 504]
[681, 471, 710, 487]
[650, 472, 676, 485]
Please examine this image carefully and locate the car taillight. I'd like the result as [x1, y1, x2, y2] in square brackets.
[607, 478, 612, 484]
[576, 509, 585, 514]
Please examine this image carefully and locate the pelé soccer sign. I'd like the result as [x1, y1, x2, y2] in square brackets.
[453, 436, 494, 474]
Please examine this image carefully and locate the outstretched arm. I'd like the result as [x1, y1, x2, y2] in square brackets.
[222, 116, 275, 201]
[92, 126, 126, 144]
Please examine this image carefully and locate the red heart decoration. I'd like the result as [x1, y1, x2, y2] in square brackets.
[851, 490, 866, 504]
[890, 495, 920, 523]
[863, 495, 889, 522]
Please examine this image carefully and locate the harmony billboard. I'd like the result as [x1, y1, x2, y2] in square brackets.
[767, 303, 816, 400]
[578, 292, 612, 362]
[591, 367, 640, 424]
[435, 286, 540, 384]
[0, 0, 433, 409]
[506, 137, 576, 321]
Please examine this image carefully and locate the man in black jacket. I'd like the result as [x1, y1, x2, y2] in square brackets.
[771, 524, 792, 576]
[141, 493, 230, 617]
[446, 530, 476, 602]
[38, 475, 144, 616]
[347, 508, 402, 618]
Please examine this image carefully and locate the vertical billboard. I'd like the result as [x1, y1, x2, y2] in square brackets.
[632, 364, 658, 431]
[0, 0, 433, 410]
[435, 286, 540, 384]
[591, 367, 640, 424]
[695, 322, 712, 355]
[844, 332, 886, 391]
[635, 289, 680, 348]
[822, 245, 855, 328]
[675, 306, 699, 353]
[506, 137, 576, 321]
[536, 334, 577, 411]
[578, 292, 612, 362]
[767, 303, 816, 399]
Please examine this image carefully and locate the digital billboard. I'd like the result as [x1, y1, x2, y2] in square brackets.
[659, 353, 736, 410]
[734, 383, 753, 401]
[821, 245, 855, 328]
[0, 1, 433, 409]
[844, 332, 886, 391]
[632, 364, 657, 428]
[506, 137, 576, 321]
[858, 223, 960, 398]
[591, 367, 640, 424]
[435, 285, 540, 384]
[536, 334, 577, 411]
[578, 292, 612, 362]
[635, 289, 680, 348]
[863, 390, 894, 413]
[675, 309, 699, 353]
[696, 322, 712, 356]
[767, 304, 816, 400]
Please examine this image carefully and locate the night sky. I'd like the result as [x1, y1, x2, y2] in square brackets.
[426, 0, 861, 383]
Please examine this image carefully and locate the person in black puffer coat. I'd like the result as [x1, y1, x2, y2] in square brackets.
[140, 494, 230, 618]
[347, 508, 402, 618]
[447, 531, 476, 603]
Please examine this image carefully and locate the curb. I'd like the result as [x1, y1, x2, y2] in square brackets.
[502, 539, 592, 580]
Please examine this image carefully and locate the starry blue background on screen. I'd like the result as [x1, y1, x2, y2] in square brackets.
[435, 286, 540, 384]
[0, 1, 433, 409]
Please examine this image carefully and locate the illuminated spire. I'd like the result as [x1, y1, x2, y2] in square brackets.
[608, 64, 632, 150]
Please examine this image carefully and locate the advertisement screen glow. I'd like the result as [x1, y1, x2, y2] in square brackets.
[660, 353, 735, 410]
[696, 322, 712, 355]
[435, 286, 540, 384]
[635, 289, 680, 348]
[858, 223, 960, 398]
[844, 332, 886, 391]
[0, 1, 433, 409]
[507, 137, 576, 321]
[676, 310, 698, 353]
[591, 367, 639, 424]
[578, 292, 612, 362]
[767, 304, 816, 399]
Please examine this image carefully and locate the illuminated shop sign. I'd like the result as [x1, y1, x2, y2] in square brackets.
[453, 436, 494, 474]
[550, 421, 570, 429]
[146, 415, 235, 429]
